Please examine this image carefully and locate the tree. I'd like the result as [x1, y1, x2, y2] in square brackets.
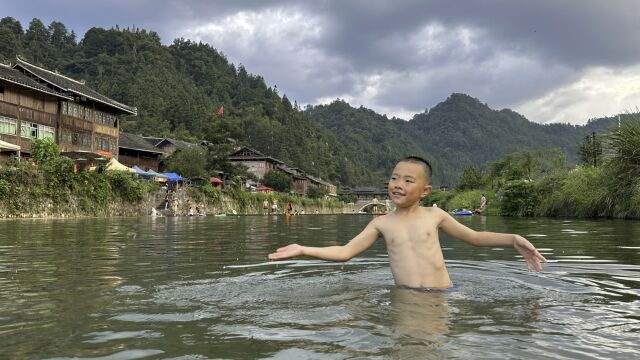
[262, 170, 292, 192]
[30, 137, 60, 166]
[578, 132, 602, 167]
[48, 21, 70, 47]
[455, 165, 486, 190]
[162, 147, 208, 178]
[0, 16, 23, 35]
[307, 186, 327, 199]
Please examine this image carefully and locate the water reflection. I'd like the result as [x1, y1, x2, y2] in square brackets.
[390, 288, 450, 341]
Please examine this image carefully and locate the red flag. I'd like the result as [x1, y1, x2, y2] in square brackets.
[216, 106, 224, 116]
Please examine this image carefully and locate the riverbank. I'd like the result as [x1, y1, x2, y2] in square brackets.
[0, 185, 356, 219]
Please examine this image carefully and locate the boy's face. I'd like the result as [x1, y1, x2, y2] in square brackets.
[388, 161, 432, 208]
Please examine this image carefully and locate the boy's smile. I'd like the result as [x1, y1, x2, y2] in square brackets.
[388, 161, 432, 207]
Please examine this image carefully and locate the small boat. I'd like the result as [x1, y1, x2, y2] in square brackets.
[214, 213, 227, 217]
[449, 210, 474, 216]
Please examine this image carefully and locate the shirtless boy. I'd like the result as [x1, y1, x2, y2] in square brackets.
[268, 156, 546, 289]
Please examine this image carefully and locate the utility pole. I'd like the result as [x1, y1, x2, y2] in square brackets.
[592, 132, 597, 167]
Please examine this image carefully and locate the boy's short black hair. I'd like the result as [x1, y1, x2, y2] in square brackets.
[400, 156, 433, 184]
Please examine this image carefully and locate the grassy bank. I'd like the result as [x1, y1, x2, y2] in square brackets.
[0, 159, 348, 218]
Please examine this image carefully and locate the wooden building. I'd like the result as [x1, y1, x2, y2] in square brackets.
[0, 62, 70, 160]
[0, 57, 136, 161]
[306, 174, 338, 197]
[277, 165, 310, 196]
[118, 132, 164, 171]
[228, 146, 285, 180]
[339, 186, 388, 200]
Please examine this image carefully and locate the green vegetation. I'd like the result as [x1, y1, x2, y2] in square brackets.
[0, 139, 158, 216]
[262, 170, 292, 192]
[440, 118, 640, 219]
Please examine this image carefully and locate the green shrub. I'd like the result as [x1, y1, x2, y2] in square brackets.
[422, 190, 455, 209]
[0, 179, 9, 198]
[536, 167, 609, 217]
[499, 180, 538, 216]
[447, 190, 484, 211]
[306, 186, 327, 199]
[196, 184, 222, 204]
[105, 171, 144, 201]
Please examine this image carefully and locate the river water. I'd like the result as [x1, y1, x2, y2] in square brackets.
[0, 215, 638, 359]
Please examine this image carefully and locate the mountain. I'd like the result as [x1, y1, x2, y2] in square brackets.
[305, 94, 620, 185]
[403, 93, 607, 184]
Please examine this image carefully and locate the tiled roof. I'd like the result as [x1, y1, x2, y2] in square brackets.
[0, 63, 72, 99]
[154, 137, 205, 151]
[119, 132, 164, 154]
[306, 174, 334, 187]
[228, 146, 284, 164]
[13, 57, 137, 115]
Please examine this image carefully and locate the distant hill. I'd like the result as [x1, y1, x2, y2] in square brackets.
[0, 17, 626, 187]
[305, 94, 621, 185]
[403, 93, 613, 184]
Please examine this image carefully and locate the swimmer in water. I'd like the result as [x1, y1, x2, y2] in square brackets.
[268, 156, 546, 290]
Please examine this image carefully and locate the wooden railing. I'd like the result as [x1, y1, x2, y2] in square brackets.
[0, 101, 57, 126]
[61, 115, 93, 131]
[19, 107, 56, 126]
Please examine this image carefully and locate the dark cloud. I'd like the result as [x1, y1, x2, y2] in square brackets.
[3, 0, 639, 123]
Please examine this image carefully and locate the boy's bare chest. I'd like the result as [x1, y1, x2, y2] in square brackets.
[379, 218, 439, 247]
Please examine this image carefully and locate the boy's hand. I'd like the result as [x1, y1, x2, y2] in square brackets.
[514, 235, 547, 272]
[268, 244, 305, 260]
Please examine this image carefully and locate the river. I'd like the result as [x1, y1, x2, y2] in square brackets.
[0, 215, 638, 359]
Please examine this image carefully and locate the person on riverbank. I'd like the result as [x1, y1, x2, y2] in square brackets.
[268, 156, 546, 290]
[263, 199, 269, 215]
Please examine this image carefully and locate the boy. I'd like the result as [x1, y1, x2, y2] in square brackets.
[268, 156, 546, 290]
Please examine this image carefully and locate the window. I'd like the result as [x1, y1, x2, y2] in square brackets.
[61, 128, 72, 144]
[72, 131, 91, 147]
[0, 116, 17, 135]
[39, 125, 55, 140]
[19, 122, 55, 140]
[20, 122, 31, 138]
[0, 85, 4, 93]
[30, 123, 38, 138]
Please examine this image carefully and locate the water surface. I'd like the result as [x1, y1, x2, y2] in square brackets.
[0, 215, 638, 359]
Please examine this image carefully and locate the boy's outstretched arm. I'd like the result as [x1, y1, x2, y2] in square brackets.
[268, 218, 381, 262]
[438, 210, 547, 271]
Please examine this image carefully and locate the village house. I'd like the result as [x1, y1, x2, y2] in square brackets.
[277, 164, 310, 196]
[228, 146, 285, 180]
[0, 57, 136, 162]
[306, 174, 338, 197]
[118, 132, 164, 171]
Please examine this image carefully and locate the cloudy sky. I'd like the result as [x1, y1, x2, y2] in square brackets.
[4, 0, 640, 124]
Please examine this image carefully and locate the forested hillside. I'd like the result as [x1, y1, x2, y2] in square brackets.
[0, 17, 624, 186]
